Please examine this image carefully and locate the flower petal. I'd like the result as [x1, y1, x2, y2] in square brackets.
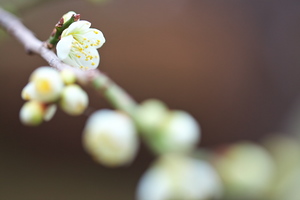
[56, 35, 73, 60]
[62, 11, 76, 23]
[80, 28, 106, 48]
[71, 47, 100, 70]
[62, 20, 91, 37]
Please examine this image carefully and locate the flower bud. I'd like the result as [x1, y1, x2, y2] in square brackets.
[134, 99, 169, 133]
[213, 142, 275, 200]
[59, 84, 88, 116]
[142, 109, 200, 155]
[19, 101, 44, 126]
[60, 69, 76, 85]
[29, 67, 64, 103]
[137, 154, 222, 200]
[83, 109, 139, 167]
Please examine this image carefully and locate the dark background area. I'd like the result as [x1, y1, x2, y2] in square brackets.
[1, 0, 300, 199]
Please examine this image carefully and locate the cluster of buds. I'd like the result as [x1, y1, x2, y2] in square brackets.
[20, 67, 88, 126]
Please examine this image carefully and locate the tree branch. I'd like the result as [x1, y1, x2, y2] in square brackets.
[0, 7, 137, 115]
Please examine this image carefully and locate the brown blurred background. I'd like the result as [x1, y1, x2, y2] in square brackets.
[1, 0, 300, 199]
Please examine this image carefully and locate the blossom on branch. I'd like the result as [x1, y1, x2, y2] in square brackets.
[56, 20, 105, 70]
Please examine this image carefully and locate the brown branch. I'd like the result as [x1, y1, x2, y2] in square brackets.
[0, 7, 137, 114]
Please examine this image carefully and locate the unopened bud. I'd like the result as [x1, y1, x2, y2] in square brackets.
[134, 99, 169, 133]
[60, 69, 76, 85]
[214, 142, 275, 200]
[19, 101, 44, 126]
[83, 109, 139, 167]
[60, 84, 88, 116]
[154, 110, 200, 154]
[137, 154, 222, 200]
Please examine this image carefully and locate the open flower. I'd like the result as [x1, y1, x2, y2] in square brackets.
[56, 20, 105, 70]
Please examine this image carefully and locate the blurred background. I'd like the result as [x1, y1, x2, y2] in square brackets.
[1, 0, 300, 199]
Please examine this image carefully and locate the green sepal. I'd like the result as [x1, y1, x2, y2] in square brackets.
[47, 13, 80, 48]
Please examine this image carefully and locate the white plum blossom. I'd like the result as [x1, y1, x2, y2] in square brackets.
[59, 84, 89, 116]
[83, 109, 139, 167]
[56, 20, 105, 70]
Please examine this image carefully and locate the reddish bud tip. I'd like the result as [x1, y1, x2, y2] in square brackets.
[74, 14, 80, 21]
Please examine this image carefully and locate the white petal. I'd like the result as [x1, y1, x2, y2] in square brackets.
[70, 47, 100, 70]
[44, 104, 57, 121]
[21, 82, 36, 100]
[62, 20, 91, 37]
[56, 35, 73, 60]
[62, 11, 76, 23]
[80, 28, 106, 48]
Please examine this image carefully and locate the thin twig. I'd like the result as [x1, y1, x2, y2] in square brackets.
[0, 7, 137, 114]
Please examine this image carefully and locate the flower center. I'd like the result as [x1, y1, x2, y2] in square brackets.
[35, 79, 52, 93]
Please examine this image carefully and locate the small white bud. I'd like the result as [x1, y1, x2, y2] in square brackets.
[83, 109, 139, 167]
[137, 154, 222, 200]
[134, 99, 169, 133]
[144, 110, 200, 155]
[29, 67, 64, 103]
[214, 142, 275, 200]
[19, 101, 44, 126]
[60, 69, 76, 85]
[59, 84, 88, 116]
